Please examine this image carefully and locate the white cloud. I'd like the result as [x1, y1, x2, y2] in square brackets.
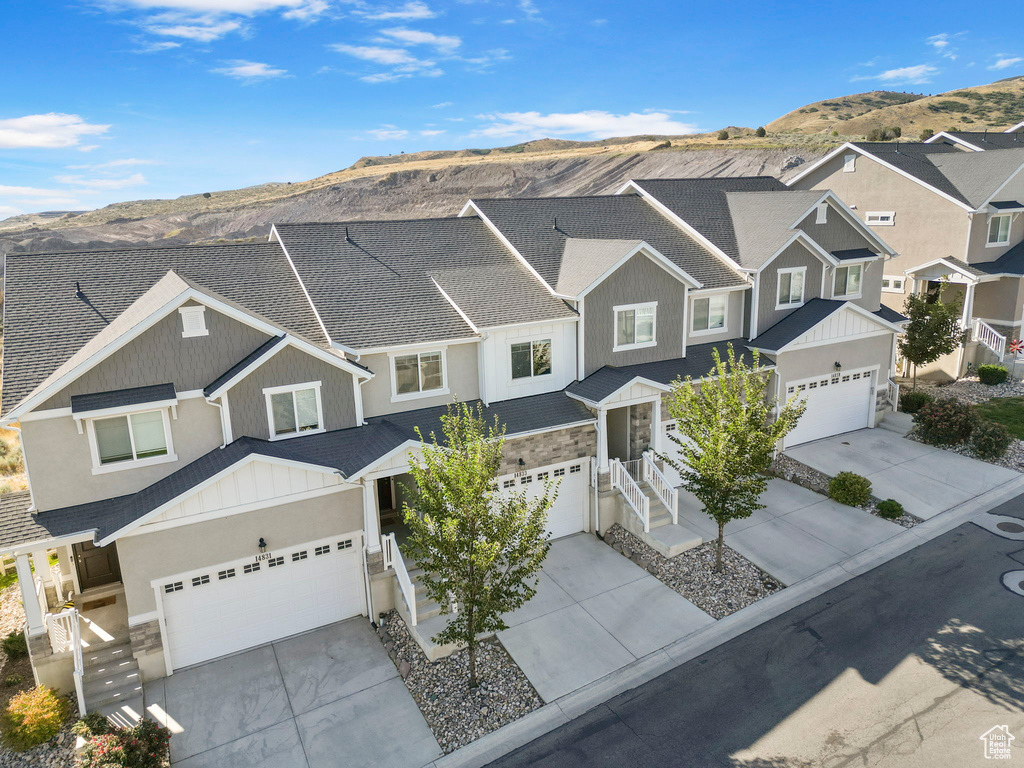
[330, 44, 426, 65]
[53, 173, 148, 190]
[0, 113, 111, 150]
[989, 56, 1023, 71]
[926, 31, 965, 60]
[472, 110, 699, 140]
[852, 64, 939, 85]
[67, 158, 161, 170]
[146, 18, 243, 40]
[211, 59, 289, 80]
[420, 129, 445, 135]
[133, 40, 183, 52]
[282, 0, 329, 20]
[518, 0, 541, 21]
[367, 126, 409, 139]
[377, 27, 461, 52]
[355, 2, 435, 20]
[432, 101, 453, 108]
[78, 145, 101, 153]
[0, 184, 75, 198]
[111, 0, 322, 13]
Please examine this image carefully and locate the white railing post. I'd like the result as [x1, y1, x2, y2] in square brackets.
[380, 533, 395, 571]
[610, 459, 650, 533]
[973, 319, 1007, 357]
[382, 533, 418, 627]
[642, 452, 678, 525]
[44, 608, 85, 714]
[70, 610, 85, 715]
[887, 378, 900, 410]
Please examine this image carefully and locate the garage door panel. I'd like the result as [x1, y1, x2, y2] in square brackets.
[160, 534, 365, 671]
[496, 459, 589, 540]
[784, 369, 873, 448]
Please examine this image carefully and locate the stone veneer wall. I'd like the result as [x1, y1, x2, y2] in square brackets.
[499, 424, 597, 476]
[129, 619, 163, 657]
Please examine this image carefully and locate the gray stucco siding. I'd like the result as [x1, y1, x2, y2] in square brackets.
[775, 333, 894, 386]
[227, 345, 358, 440]
[583, 253, 687, 376]
[974, 277, 1023, 324]
[359, 342, 480, 418]
[117, 488, 364, 617]
[40, 303, 272, 411]
[756, 242, 825, 336]
[21, 397, 224, 512]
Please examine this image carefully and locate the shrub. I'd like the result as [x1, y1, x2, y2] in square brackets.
[755, 126, 766, 137]
[876, 499, 905, 520]
[829, 471, 872, 506]
[899, 389, 934, 414]
[972, 419, 1012, 460]
[977, 364, 1009, 386]
[77, 718, 171, 768]
[920, 128, 935, 140]
[4, 674, 23, 688]
[1, 631, 28, 660]
[914, 397, 977, 446]
[72, 712, 113, 739]
[717, 129, 729, 140]
[0, 686, 69, 751]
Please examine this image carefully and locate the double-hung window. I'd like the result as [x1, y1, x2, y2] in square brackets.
[988, 215, 1011, 246]
[691, 294, 727, 334]
[881, 275, 905, 293]
[833, 264, 863, 299]
[89, 409, 174, 472]
[393, 351, 445, 398]
[614, 303, 656, 350]
[265, 382, 323, 439]
[776, 267, 805, 309]
[511, 339, 552, 380]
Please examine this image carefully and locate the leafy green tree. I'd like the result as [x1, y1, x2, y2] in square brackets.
[717, 129, 729, 140]
[755, 126, 767, 137]
[660, 345, 806, 572]
[898, 283, 966, 389]
[920, 127, 935, 140]
[401, 402, 555, 687]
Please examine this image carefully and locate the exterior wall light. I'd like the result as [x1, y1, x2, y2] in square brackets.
[258, 537, 268, 554]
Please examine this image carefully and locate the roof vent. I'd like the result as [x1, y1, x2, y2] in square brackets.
[345, 226, 352, 243]
[75, 281, 85, 299]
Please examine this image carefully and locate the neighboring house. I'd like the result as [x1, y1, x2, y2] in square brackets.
[789, 135, 1024, 377]
[924, 120, 1024, 152]
[0, 177, 903, 718]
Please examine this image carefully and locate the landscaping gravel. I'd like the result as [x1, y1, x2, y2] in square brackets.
[602, 524, 782, 617]
[376, 611, 543, 754]
[907, 429, 1024, 474]
[919, 375, 1024, 405]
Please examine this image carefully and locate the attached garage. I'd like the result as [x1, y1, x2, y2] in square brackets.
[783, 368, 875, 448]
[157, 533, 366, 671]
[497, 458, 589, 539]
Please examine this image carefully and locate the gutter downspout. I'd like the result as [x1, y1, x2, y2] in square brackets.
[205, 396, 229, 449]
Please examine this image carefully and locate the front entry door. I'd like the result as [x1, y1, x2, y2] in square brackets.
[73, 541, 121, 591]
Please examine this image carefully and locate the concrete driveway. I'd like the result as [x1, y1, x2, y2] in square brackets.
[677, 477, 905, 585]
[143, 618, 441, 768]
[787, 428, 1019, 520]
[498, 534, 714, 702]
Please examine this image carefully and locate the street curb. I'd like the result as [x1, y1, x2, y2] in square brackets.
[423, 473, 1024, 768]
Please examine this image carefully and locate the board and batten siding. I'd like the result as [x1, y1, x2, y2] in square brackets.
[756, 242, 825, 336]
[40, 302, 271, 410]
[582, 252, 687, 377]
[480, 321, 577, 403]
[358, 342, 480, 418]
[227, 345, 358, 440]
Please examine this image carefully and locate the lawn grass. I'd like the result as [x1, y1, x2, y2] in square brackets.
[974, 397, 1024, 439]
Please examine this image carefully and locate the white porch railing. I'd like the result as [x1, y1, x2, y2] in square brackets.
[611, 458, 650, 533]
[642, 452, 678, 525]
[381, 532, 417, 627]
[46, 609, 85, 715]
[886, 378, 900, 410]
[974, 319, 1007, 357]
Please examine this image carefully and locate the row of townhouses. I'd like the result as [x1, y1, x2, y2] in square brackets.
[0, 121, 1020, 717]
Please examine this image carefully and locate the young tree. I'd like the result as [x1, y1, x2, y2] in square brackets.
[755, 126, 767, 138]
[898, 283, 966, 389]
[401, 402, 555, 688]
[659, 344, 806, 572]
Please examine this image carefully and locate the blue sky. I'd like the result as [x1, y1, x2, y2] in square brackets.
[2, 0, 1023, 219]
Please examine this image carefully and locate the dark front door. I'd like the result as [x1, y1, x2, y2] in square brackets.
[377, 477, 394, 511]
[73, 541, 121, 591]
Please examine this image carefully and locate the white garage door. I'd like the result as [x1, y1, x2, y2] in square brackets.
[159, 533, 365, 671]
[783, 368, 874, 448]
[498, 458, 589, 539]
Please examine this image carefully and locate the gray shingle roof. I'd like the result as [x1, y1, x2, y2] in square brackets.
[874, 305, 909, 325]
[974, 241, 1024, 277]
[275, 218, 573, 349]
[748, 299, 848, 352]
[566, 339, 769, 403]
[470, 194, 747, 291]
[2, 243, 327, 415]
[832, 248, 879, 261]
[204, 335, 286, 397]
[991, 200, 1024, 211]
[430, 264, 575, 330]
[71, 383, 176, 415]
[555, 239, 646, 297]
[725, 190, 826, 269]
[935, 132, 1024, 150]
[1, 390, 594, 550]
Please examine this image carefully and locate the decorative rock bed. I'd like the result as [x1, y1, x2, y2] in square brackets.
[376, 611, 543, 754]
[603, 524, 782, 618]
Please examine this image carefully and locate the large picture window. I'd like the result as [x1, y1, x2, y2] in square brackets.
[511, 339, 552, 379]
[393, 351, 445, 397]
[692, 294, 727, 334]
[94, 411, 169, 465]
[264, 383, 323, 439]
[614, 303, 656, 350]
[833, 264, 863, 299]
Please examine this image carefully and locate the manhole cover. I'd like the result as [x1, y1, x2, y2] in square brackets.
[1019, 579, 1024, 592]
[997, 522, 1024, 533]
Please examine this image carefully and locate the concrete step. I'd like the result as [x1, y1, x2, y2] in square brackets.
[83, 654, 138, 684]
[85, 678, 144, 711]
[84, 666, 141, 702]
[648, 509, 673, 529]
[95, 696, 144, 728]
[880, 411, 914, 436]
[647, 521, 704, 558]
[404, 612, 462, 662]
[82, 642, 133, 668]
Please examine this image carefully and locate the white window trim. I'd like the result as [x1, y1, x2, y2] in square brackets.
[178, 306, 209, 338]
[775, 266, 807, 310]
[815, 202, 828, 224]
[987, 214, 1012, 247]
[690, 294, 728, 337]
[881, 275, 906, 294]
[833, 263, 864, 300]
[866, 211, 895, 226]
[389, 349, 450, 403]
[509, 338, 553, 384]
[613, 302, 658, 352]
[263, 381, 325, 441]
[843, 154, 856, 172]
[86, 407, 177, 475]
